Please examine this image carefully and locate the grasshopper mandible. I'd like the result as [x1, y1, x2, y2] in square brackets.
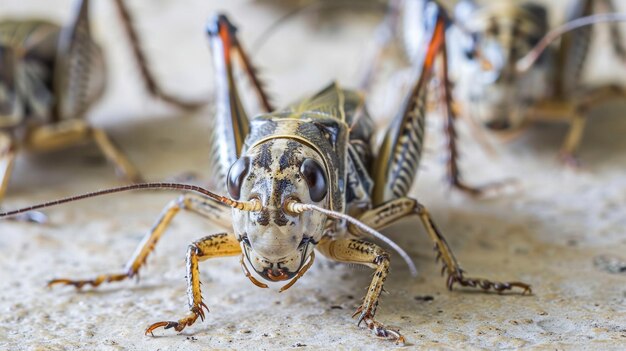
[0, 12, 531, 343]
[0, 0, 204, 219]
[430, 0, 626, 166]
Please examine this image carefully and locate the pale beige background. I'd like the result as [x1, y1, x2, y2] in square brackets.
[0, 0, 625, 350]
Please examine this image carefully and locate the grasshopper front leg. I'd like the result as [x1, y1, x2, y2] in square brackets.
[145, 233, 241, 335]
[316, 236, 405, 344]
[351, 197, 531, 294]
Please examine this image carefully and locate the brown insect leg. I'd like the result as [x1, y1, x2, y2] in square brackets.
[23, 120, 142, 183]
[91, 128, 143, 183]
[351, 197, 531, 295]
[48, 194, 233, 289]
[232, 31, 274, 113]
[112, 0, 206, 110]
[559, 113, 587, 168]
[145, 233, 241, 335]
[531, 85, 626, 167]
[415, 205, 531, 294]
[437, 42, 512, 197]
[316, 236, 405, 345]
[560, 85, 626, 166]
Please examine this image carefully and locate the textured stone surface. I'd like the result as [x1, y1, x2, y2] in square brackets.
[0, 0, 625, 350]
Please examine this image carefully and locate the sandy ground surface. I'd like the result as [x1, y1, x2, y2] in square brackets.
[0, 0, 625, 350]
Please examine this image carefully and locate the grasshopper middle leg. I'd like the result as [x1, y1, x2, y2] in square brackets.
[48, 194, 232, 289]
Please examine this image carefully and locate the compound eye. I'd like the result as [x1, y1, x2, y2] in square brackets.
[300, 158, 327, 202]
[226, 156, 250, 200]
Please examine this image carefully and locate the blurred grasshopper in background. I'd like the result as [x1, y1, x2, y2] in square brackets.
[0, 12, 531, 344]
[387, 0, 626, 166]
[0, 0, 204, 220]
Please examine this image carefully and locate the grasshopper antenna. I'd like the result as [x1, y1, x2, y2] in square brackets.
[285, 200, 418, 277]
[0, 183, 261, 218]
[517, 13, 626, 72]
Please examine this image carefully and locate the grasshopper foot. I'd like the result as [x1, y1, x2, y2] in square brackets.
[352, 306, 405, 345]
[145, 303, 209, 335]
[47, 272, 132, 289]
[446, 269, 532, 295]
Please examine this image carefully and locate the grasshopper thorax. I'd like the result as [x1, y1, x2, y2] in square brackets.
[230, 138, 328, 282]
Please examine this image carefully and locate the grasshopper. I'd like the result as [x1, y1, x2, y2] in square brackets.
[0, 0, 204, 218]
[451, 0, 626, 166]
[398, 0, 626, 166]
[0, 13, 531, 343]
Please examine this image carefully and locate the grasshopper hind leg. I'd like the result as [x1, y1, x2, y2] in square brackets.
[111, 0, 206, 110]
[370, 5, 512, 203]
[350, 197, 531, 295]
[436, 45, 514, 197]
[204, 14, 274, 193]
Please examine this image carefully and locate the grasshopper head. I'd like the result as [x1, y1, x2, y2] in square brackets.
[229, 139, 328, 282]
